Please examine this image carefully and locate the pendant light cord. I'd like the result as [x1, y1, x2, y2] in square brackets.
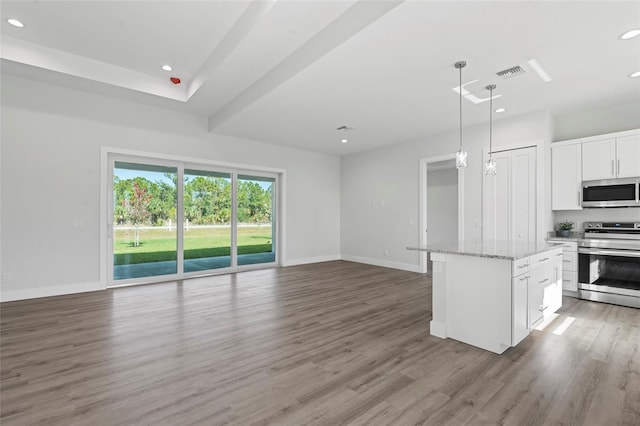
[485, 84, 496, 159]
[459, 65, 463, 150]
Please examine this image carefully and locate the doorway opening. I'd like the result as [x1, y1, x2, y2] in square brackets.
[419, 155, 464, 274]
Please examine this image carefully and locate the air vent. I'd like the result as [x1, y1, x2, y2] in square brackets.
[496, 65, 526, 79]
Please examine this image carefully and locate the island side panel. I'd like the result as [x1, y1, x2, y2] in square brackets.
[430, 252, 448, 338]
[444, 254, 513, 354]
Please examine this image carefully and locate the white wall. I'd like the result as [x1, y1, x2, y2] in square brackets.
[341, 109, 552, 271]
[0, 75, 341, 301]
[553, 99, 640, 142]
[427, 167, 458, 244]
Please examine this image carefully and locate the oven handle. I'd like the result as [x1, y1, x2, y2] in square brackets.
[578, 247, 640, 258]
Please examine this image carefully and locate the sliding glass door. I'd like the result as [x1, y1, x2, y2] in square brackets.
[113, 161, 178, 280]
[183, 169, 232, 272]
[237, 174, 276, 266]
[109, 156, 278, 285]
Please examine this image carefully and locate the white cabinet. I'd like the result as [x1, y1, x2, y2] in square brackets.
[552, 129, 640, 211]
[582, 135, 640, 181]
[483, 146, 536, 244]
[548, 239, 578, 293]
[551, 144, 582, 210]
[617, 135, 640, 178]
[582, 138, 616, 180]
[512, 267, 530, 346]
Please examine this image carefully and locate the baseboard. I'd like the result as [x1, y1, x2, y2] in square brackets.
[0, 281, 105, 302]
[340, 255, 423, 273]
[282, 254, 342, 267]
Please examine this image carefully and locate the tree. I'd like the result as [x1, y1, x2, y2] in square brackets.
[128, 181, 152, 246]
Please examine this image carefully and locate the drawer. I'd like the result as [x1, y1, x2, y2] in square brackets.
[547, 240, 577, 252]
[530, 249, 561, 267]
[562, 251, 578, 272]
[562, 270, 578, 292]
[513, 256, 530, 275]
[531, 263, 552, 293]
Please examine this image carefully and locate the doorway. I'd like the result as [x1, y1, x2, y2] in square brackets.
[419, 154, 464, 273]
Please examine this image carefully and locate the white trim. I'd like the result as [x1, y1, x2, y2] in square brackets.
[341, 255, 422, 273]
[0, 281, 103, 302]
[419, 154, 465, 274]
[101, 146, 286, 175]
[554, 128, 640, 145]
[282, 254, 341, 267]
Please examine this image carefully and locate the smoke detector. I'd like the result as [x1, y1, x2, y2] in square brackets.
[496, 65, 526, 79]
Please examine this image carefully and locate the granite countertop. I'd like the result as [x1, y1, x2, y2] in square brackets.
[406, 239, 562, 260]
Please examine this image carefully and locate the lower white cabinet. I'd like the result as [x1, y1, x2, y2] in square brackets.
[547, 239, 578, 293]
[512, 272, 530, 346]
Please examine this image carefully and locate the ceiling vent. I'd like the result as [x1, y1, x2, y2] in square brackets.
[496, 65, 526, 79]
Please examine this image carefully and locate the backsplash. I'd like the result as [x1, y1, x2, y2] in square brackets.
[554, 208, 640, 231]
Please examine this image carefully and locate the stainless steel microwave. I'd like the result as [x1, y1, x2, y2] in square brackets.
[582, 178, 640, 208]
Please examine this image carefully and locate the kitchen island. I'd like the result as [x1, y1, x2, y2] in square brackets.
[407, 240, 563, 354]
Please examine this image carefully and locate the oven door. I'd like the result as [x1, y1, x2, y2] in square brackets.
[578, 247, 640, 306]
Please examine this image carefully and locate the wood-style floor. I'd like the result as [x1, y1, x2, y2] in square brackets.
[1, 261, 639, 425]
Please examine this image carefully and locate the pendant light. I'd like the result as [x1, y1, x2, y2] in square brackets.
[484, 84, 497, 176]
[454, 61, 468, 169]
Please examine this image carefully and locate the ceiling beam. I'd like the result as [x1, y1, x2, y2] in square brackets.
[208, 0, 405, 131]
[187, 0, 278, 99]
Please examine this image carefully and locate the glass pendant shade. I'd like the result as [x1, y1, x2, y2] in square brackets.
[456, 148, 468, 169]
[484, 158, 497, 175]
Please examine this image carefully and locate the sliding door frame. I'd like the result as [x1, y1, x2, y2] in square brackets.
[100, 147, 285, 289]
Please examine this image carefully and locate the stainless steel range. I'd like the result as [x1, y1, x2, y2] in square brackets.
[578, 222, 640, 308]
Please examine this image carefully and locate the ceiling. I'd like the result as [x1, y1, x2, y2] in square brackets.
[1, 0, 639, 156]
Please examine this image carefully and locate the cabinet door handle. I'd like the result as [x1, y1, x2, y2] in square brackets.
[563, 259, 571, 263]
[539, 305, 549, 312]
[539, 258, 549, 262]
[578, 191, 580, 205]
[611, 160, 614, 176]
[539, 278, 549, 284]
[518, 263, 529, 269]
[617, 159, 620, 176]
[519, 275, 529, 281]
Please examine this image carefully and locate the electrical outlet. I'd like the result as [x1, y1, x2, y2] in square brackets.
[3, 273, 12, 283]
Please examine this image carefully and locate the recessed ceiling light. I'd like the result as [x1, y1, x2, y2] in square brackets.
[7, 18, 24, 28]
[630, 71, 640, 78]
[341, 139, 348, 144]
[495, 108, 506, 113]
[619, 29, 640, 40]
[162, 64, 172, 71]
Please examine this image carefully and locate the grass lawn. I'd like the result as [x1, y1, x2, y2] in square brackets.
[114, 225, 272, 265]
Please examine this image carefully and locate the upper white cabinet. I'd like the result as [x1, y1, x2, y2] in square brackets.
[552, 129, 640, 211]
[582, 138, 616, 181]
[551, 144, 582, 210]
[582, 135, 640, 181]
[617, 135, 640, 178]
